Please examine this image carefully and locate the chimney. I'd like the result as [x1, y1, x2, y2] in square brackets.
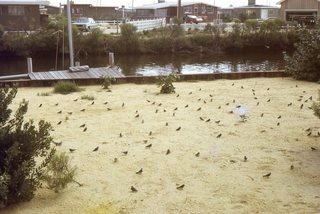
[248, 0, 255, 5]
[158, 0, 165, 3]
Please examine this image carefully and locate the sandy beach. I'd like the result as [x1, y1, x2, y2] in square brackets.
[2, 77, 320, 214]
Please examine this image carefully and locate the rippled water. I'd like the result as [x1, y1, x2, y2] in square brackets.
[0, 51, 285, 76]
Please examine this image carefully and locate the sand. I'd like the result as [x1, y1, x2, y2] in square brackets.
[1, 77, 320, 214]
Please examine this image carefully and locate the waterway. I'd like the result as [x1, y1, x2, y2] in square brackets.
[0, 52, 285, 76]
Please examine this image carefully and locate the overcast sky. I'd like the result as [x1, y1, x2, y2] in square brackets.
[49, 0, 280, 8]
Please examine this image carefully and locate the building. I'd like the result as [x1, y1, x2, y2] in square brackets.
[135, 1, 218, 22]
[63, 3, 117, 20]
[278, 0, 320, 23]
[0, 0, 49, 31]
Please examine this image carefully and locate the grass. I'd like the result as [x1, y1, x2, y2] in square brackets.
[53, 81, 82, 95]
[81, 95, 95, 101]
[37, 92, 50, 96]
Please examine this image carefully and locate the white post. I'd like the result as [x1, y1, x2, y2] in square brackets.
[27, 57, 33, 74]
[109, 52, 114, 66]
[67, 0, 74, 67]
[75, 61, 80, 66]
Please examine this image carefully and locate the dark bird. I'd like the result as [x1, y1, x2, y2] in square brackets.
[91, 101, 94, 105]
[145, 143, 152, 148]
[252, 89, 255, 92]
[236, 105, 241, 108]
[195, 152, 200, 157]
[69, 148, 76, 152]
[209, 94, 213, 97]
[228, 110, 233, 114]
[210, 99, 213, 102]
[176, 126, 181, 131]
[113, 158, 118, 163]
[197, 107, 201, 111]
[38, 104, 42, 108]
[297, 98, 302, 102]
[136, 168, 143, 174]
[149, 131, 152, 136]
[80, 109, 85, 112]
[311, 147, 317, 151]
[68, 112, 73, 115]
[141, 120, 144, 124]
[206, 119, 211, 122]
[135, 114, 139, 118]
[267, 88, 270, 91]
[232, 83, 234, 86]
[307, 132, 311, 136]
[122, 102, 125, 107]
[152, 101, 156, 105]
[73, 98, 78, 102]
[200, 117, 204, 121]
[83, 127, 87, 132]
[104, 101, 108, 105]
[215, 120, 220, 124]
[218, 106, 221, 109]
[295, 85, 298, 88]
[93, 146, 99, 152]
[203, 100, 207, 104]
[290, 165, 294, 170]
[199, 88, 202, 91]
[166, 149, 171, 155]
[130, 186, 138, 192]
[176, 184, 185, 190]
[256, 102, 260, 106]
[166, 122, 168, 126]
[277, 115, 281, 119]
[163, 109, 166, 112]
[318, 132, 320, 136]
[198, 98, 201, 101]
[277, 122, 280, 126]
[107, 108, 112, 111]
[122, 151, 128, 155]
[267, 99, 271, 102]
[53, 141, 62, 146]
[158, 103, 162, 106]
[225, 103, 230, 106]
[233, 99, 235, 103]
[300, 104, 304, 109]
[173, 113, 175, 117]
[176, 94, 180, 97]
[288, 103, 292, 106]
[263, 172, 271, 178]
[230, 160, 236, 163]
[57, 121, 62, 125]
[260, 113, 264, 117]
[254, 97, 258, 100]
[155, 109, 158, 113]
[146, 100, 151, 103]
[185, 104, 189, 108]
[309, 96, 312, 100]
[55, 103, 59, 106]
[189, 92, 192, 95]
[244, 156, 248, 162]
[80, 124, 86, 128]
[306, 128, 311, 132]
[174, 107, 178, 111]
[120, 133, 123, 138]
[216, 133, 222, 138]
[241, 86, 244, 89]
[57, 110, 62, 114]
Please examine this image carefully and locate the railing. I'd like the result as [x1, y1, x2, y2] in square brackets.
[126, 18, 166, 32]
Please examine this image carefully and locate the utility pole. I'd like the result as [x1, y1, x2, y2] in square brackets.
[67, 0, 74, 67]
[177, 0, 181, 19]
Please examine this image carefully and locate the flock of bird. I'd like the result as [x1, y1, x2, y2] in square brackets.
[36, 81, 319, 192]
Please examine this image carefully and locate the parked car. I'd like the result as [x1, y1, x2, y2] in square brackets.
[183, 15, 203, 24]
[73, 17, 98, 31]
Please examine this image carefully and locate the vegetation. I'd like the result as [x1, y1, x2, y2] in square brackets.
[53, 81, 82, 94]
[0, 87, 75, 207]
[157, 73, 180, 94]
[81, 95, 95, 100]
[312, 91, 320, 119]
[37, 92, 51, 96]
[284, 24, 320, 82]
[100, 76, 115, 89]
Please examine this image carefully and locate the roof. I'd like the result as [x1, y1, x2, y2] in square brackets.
[0, 0, 49, 5]
[277, 0, 320, 4]
[234, 5, 280, 9]
[135, 1, 217, 10]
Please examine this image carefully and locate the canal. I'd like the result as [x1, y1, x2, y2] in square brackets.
[0, 52, 285, 76]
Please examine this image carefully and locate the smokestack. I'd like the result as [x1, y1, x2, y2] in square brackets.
[248, 0, 255, 5]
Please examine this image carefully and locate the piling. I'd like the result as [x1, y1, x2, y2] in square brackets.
[109, 52, 115, 66]
[27, 57, 33, 74]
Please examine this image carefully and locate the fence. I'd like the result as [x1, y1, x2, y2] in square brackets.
[126, 18, 166, 32]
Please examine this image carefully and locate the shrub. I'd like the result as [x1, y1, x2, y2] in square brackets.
[0, 24, 4, 38]
[284, 26, 320, 82]
[0, 87, 76, 207]
[157, 73, 180, 94]
[100, 76, 115, 89]
[37, 92, 50, 96]
[312, 90, 320, 119]
[53, 81, 82, 94]
[81, 95, 95, 100]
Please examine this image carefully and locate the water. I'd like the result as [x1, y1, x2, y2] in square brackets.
[0, 52, 285, 76]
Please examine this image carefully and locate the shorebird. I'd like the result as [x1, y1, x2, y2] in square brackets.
[57, 110, 62, 114]
[92, 146, 99, 152]
[263, 172, 271, 178]
[69, 148, 76, 152]
[131, 186, 138, 192]
[80, 124, 86, 128]
[176, 184, 185, 190]
[57, 121, 62, 125]
[176, 126, 181, 131]
[136, 168, 143, 174]
[38, 104, 42, 108]
[166, 149, 171, 155]
[216, 133, 222, 138]
[145, 144, 152, 148]
[195, 152, 200, 157]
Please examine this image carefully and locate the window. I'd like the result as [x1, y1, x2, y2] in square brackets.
[194, 7, 198, 15]
[207, 6, 213, 14]
[184, 6, 192, 13]
[8, 6, 25, 16]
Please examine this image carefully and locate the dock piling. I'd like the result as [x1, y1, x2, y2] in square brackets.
[109, 52, 114, 66]
[27, 58, 33, 74]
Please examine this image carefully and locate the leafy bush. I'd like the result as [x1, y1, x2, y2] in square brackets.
[81, 95, 95, 100]
[284, 26, 320, 81]
[312, 90, 320, 119]
[0, 87, 76, 207]
[157, 73, 180, 94]
[53, 81, 82, 94]
[100, 76, 115, 89]
[0, 24, 4, 38]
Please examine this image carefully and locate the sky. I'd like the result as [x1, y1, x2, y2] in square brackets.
[48, 0, 280, 8]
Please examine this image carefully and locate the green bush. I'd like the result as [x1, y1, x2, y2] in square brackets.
[81, 95, 95, 100]
[312, 90, 320, 119]
[100, 76, 115, 89]
[157, 73, 180, 94]
[53, 81, 82, 94]
[284, 26, 320, 81]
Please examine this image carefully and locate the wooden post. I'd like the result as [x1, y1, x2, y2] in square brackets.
[109, 52, 114, 66]
[27, 57, 33, 74]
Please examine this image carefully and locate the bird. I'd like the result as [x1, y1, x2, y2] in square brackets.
[198, 98, 201, 101]
[277, 122, 280, 126]
[199, 88, 202, 91]
[53, 141, 62, 146]
[254, 97, 258, 100]
[155, 109, 158, 113]
[38, 104, 42, 108]
[199, 117, 204, 121]
[73, 98, 78, 102]
[309, 96, 312, 100]
[189, 92, 192, 95]
[195, 152, 200, 157]
[69, 148, 76, 153]
[241, 86, 244, 89]
[135, 114, 139, 118]
[218, 106, 221, 109]
[260, 113, 264, 117]
[233, 99, 235, 103]
[174, 107, 178, 111]
[57, 110, 62, 114]
[104, 101, 108, 105]
[300, 104, 304, 109]
[205, 119, 210, 122]
[228, 110, 233, 114]
[136, 168, 143, 174]
[307, 132, 311, 136]
[158, 103, 162, 106]
[225, 103, 229, 106]
[119, 133, 123, 138]
[173, 113, 175, 117]
[146, 100, 150, 103]
[55, 103, 59, 106]
[267, 99, 271, 102]
[263, 172, 271, 178]
[122, 102, 125, 107]
[141, 119, 144, 124]
[57, 121, 62, 125]
[215, 120, 220, 124]
[176, 184, 185, 190]
[107, 108, 112, 111]
[311, 147, 317, 151]
[130, 186, 138, 192]
[92, 146, 99, 152]
[122, 151, 128, 155]
[67, 112, 73, 115]
[80, 109, 85, 112]
[256, 102, 259, 106]
[113, 158, 118, 163]
[236, 105, 241, 108]
[230, 160, 236, 163]
[197, 107, 201, 111]
[244, 156, 247, 162]
[232, 83, 234, 86]
[166, 149, 171, 155]
[216, 133, 222, 138]
[318, 132, 320, 136]
[145, 144, 152, 148]
[83, 127, 87, 132]
[149, 131, 152, 136]
[176, 94, 180, 97]
[267, 88, 270, 91]
[288, 102, 292, 106]
[80, 124, 86, 128]
[277, 115, 281, 119]
[209, 94, 213, 97]
[91, 101, 94, 105]
[166, 122, 168, 126]
[306, 128, 311, 132]
[185, 104, 189, 108]
[152, 102, 155, 105]
[176, 126, 181, 131]
[290, 165, 294, 170]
